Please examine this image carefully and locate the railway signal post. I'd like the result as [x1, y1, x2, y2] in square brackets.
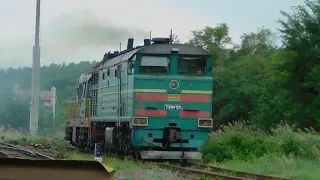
[94, 143, 103, 163]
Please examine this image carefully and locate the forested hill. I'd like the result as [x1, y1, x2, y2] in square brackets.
[0, 61, 96, 132]
[0, 61, 95, 100]
[1, 1, 319, 133]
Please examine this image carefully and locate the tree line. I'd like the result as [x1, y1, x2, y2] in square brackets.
[188, 0, 320, 129]
[0, 0, 319, 132]
[0, 61, 95, 133]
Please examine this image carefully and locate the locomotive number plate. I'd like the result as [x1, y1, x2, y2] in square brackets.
[168, 94, 180, 101]
[164, 104, 183, 110]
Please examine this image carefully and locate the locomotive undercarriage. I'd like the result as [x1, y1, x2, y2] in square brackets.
[65, 121, 133, 156]
[138, 127, 201, 162]
[65, 123, 201, 163]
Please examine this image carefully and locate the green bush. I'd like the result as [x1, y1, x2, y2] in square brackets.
[202, 122, 320, 163]
[202, 143, 233, 162]
[271, 124, 320, 159]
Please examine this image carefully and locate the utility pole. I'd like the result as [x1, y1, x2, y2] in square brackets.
[51, 87, 56, 127]
[13, 85, 19, 100]
[30, 0, 41, 136]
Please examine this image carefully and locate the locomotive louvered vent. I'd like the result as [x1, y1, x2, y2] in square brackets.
[91, 89, 98, 117]
[92, 73, 99, 85]
[91, 86, 98, 117]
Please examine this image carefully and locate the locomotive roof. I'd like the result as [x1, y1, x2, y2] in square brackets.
[101, 48, 141, 69]
[95, 43, 211, 70]
[137, 43, 211, 56]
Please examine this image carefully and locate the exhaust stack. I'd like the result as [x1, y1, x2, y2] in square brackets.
[127, 38, 134, 50]
[144, 39, 151, 46]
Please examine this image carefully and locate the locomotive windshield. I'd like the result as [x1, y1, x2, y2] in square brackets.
[177, 56, 206, 75]
[140, 56, 170, 74]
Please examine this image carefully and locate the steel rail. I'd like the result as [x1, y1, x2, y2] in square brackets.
[0, 142, 55, 160]
[158, 163, 248, 180]
[189, 162, 293, 180]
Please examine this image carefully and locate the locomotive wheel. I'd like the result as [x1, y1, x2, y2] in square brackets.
[180, 159, 189, 167]
[133, 150, 141, 160]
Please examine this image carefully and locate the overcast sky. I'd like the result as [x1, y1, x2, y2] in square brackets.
[0, 0, 304, 68]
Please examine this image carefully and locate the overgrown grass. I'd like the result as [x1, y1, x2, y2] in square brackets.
[202, 122, 320, 179]
[219, 154, 320, 180]
[0, 126, 65, 144]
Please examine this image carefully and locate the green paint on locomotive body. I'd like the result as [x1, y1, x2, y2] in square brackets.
[130, 53, 213, 151]
[96, 65, 133, 120]
[91, 50, 137, 122]
[90, 43, 213, 155]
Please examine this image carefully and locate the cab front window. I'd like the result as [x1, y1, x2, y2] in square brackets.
[177, 56, 206, 75]
[140, 56, 170, 74]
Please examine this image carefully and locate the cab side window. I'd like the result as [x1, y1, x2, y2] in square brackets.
[140, 56, 170, 74]
[177, 57, 206, 75]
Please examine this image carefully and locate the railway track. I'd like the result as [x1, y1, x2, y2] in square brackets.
[1, 139, 294, 180]
[158, 162, 293, 180]
[0, 142, 55, 160]
[189, 162, 293, 180]
[50, 140, 293, 180]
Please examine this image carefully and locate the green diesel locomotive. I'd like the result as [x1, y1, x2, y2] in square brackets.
[64, 37, 213, 161]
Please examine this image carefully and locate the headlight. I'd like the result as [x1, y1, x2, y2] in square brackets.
[198, 118, 213, 128]
[132, 117, 148, 126]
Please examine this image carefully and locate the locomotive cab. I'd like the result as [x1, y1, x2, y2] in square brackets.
[129, 41, 213, 160]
